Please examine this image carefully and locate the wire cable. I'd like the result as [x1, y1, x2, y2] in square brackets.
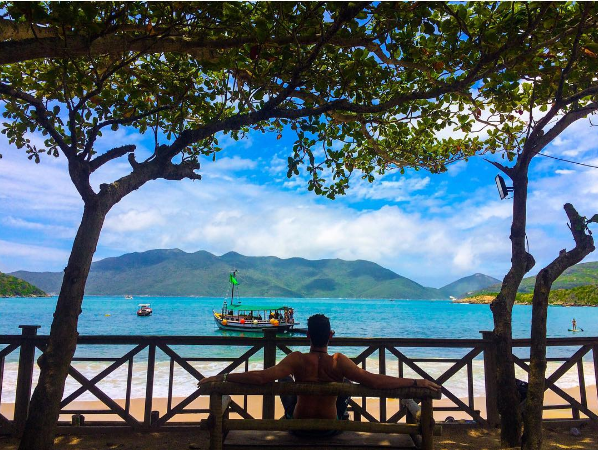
[537, 152, 598, 169]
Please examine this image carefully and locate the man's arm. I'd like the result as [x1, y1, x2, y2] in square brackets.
[199, 352, 298, 386]
[336, 353, 440, 391]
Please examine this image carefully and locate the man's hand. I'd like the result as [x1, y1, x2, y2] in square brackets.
[416, 379, 441, 391]
[198, 374, 223, 387]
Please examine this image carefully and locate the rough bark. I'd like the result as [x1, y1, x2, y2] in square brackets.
[15, 143, 202, 449]
[18, 200, 109, 450]
[522, 204, 595, 450]
[490, 165, 535, 448]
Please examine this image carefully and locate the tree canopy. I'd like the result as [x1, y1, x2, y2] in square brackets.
[3, 4, 596, 450]
[0, 1, 566, 201]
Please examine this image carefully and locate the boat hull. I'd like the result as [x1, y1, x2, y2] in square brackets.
[213, 312, 294, 333]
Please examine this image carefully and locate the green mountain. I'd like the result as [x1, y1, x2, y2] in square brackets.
[0, 272, 48, 297]
[11, 249, 450, 299]
[439, 273, 501, 298]
[476, 261, 598, 295]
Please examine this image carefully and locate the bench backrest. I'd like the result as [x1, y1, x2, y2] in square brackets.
[199, 381, 442, 399]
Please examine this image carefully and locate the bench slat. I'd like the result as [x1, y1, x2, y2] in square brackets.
[224, 419, 442, 436]
[225, 419, 417, 434]
[200, 382, 441, 400]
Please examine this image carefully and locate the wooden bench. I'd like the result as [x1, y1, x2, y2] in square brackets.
[199, 382, 442, 450]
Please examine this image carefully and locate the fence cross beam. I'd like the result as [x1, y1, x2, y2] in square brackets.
[67, 365, 140, 427]
[387, 346, 488, 426]
[513, 354, 598, 422]
[61, 344, 146, 407]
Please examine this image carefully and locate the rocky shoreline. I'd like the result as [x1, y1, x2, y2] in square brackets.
[454, 294, 597, 307]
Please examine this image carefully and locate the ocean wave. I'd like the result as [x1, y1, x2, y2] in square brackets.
[0, 358, 595, 404]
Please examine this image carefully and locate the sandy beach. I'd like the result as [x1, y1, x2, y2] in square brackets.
[1, 384, 595, 424]
[0, 383, 596, 450]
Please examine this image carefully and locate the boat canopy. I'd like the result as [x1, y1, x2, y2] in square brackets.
[227, 304, 287, 312]
[138, 303, 151, 307]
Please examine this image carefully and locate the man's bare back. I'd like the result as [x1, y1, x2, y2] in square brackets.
[199, 314, 440, 421]
[287, 351, 344, 419]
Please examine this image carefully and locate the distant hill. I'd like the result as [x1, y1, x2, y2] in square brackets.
[474, 261, 598, 295]
[11, 249, 454, 299]
[0, 272, 48, 297]
[439, 273, 501, 298]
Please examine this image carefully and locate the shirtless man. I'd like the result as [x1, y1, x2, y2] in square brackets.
[200, 314, 440, 420]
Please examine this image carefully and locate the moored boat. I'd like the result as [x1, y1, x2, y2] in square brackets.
[213, 271, 297, 332]
[137, 303, 152, 316]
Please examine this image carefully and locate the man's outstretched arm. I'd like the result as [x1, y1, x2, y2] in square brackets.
[336, 353, 440, 391]
[199, 352, 298, 386]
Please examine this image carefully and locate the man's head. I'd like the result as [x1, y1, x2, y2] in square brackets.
[307, 314, 331, 347]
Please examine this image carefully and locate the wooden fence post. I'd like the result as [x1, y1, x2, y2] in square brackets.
[593, 345, 598, 413]
[481, 331, 499, 427]
[13, 325, 40, 437]
[144, 343, 156, 427]
[379, 345, 386, 422]
[420, 397, 434, 450]
[262, 328, 277, 419]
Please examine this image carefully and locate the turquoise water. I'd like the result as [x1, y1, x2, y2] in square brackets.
[1, 296, 596, 357]
[1, 296, 596, 401]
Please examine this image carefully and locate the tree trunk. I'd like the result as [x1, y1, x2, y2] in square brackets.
[18, 201, 108, 450]
[522, 271, 550, 450]
[522, 204, 595, 450]
[490, 165, 535, 448]
[491, 293, 523, 447]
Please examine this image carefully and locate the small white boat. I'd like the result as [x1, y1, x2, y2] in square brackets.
[125, 295, 133, 300]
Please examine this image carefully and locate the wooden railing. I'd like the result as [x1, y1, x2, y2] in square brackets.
[0, 326, 597, 435]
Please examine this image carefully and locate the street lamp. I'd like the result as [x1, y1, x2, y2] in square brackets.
[495, 174, 513, 200]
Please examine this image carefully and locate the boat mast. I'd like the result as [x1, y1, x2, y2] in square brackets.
[230, 270, 238, 306]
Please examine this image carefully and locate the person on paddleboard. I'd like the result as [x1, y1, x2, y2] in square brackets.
[572, 318, 577, 331]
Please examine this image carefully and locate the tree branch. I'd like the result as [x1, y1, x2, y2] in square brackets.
[528, 102, 598, 154]
[261, 2, 368, 112]
[0, 81, 72, 157]
[89, 144, 136, 172]
[484, 158, 514, 179]
[83, 105, 173, 159]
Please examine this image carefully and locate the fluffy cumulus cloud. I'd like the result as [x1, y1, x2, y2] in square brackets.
[96, 173, 514, 286]
[1, 115, 598, 287]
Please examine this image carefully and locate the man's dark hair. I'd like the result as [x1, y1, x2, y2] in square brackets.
[307, 314, 331, 347]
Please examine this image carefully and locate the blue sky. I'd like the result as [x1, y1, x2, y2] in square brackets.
[1, 117, 597, 288]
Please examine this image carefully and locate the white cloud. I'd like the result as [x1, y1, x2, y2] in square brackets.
[347, 176, 430, 202]
[2, 216, 75, 239]
[447, 160, 467, 177]
[2, 110, 598, 288]
[104, 209, 166, 233]
[0, 239, 70, 272]
[207, 156, 258, 173]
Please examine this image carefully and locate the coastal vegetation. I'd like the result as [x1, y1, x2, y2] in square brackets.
[476, 261, 598, 294]
[459, 284, 598, 307]
[0, 272, 47, 297]
[10, 248, 497, 299]
[1, 3, 595, 450]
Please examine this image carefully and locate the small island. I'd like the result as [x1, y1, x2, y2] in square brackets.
[0, 272, 49, 297]
[456, 284, 598, 307]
